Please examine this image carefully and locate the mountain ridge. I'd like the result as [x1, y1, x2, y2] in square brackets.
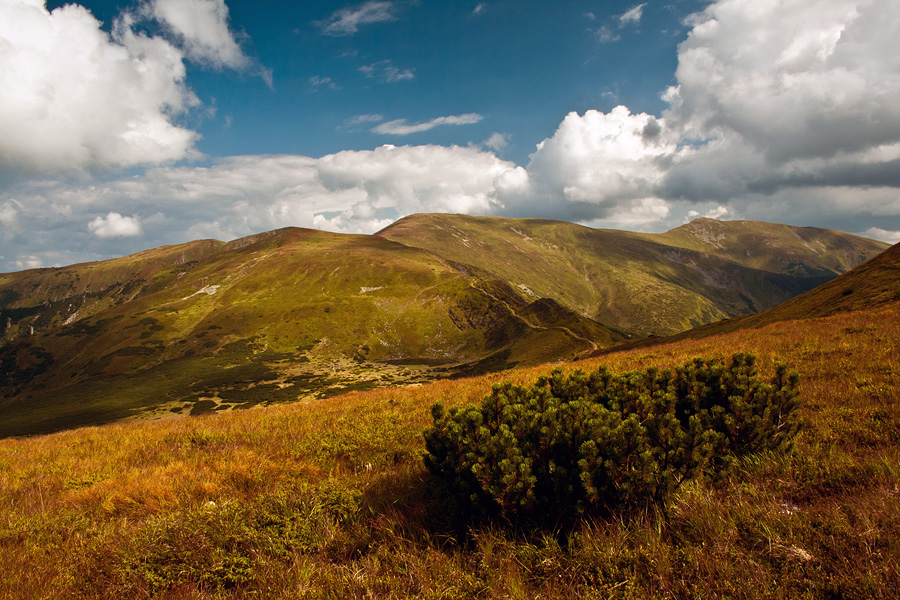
[377, 213, 885, 335]
[0, 215, 889, 437]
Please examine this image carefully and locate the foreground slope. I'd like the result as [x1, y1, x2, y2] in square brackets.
[0, 261, 897, 597]
[377, 214, 886, 335]
[0, 227, 624, 437]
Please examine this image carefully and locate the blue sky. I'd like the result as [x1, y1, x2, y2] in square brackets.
[2, 0, 900, 270]
[44, 0, 693, 165]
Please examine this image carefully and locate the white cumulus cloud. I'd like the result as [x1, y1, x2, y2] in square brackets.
[482, 132, 510, 153]
[88, 212, 142, 238]
[148, 0, 249, 70]
[665, 0, 900, 164]
[861, 227, 900, 245]
[0, 0, 262, 173]
[15, 255, 44, 270]
[686, 205, 729, 222]
[0, 0, 198, 172]
[571, 0, 900, 232]
[316, 144, 521, 229]
[651, 0, 900, 230]
[0, 200, 20, 228]
[520, 107, 676, 224]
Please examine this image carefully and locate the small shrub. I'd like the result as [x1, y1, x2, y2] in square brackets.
[423, 353, 800, 526]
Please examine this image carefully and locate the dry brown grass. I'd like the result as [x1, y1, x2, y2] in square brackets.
[1, 305, 899, 598]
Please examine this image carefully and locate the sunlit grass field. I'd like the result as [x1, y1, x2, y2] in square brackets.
[1, 305, 898, 598]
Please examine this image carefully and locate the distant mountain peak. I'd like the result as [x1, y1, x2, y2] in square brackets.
[676, 218, 729, 246]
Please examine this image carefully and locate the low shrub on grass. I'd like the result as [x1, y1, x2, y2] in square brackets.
[423, 353, 800, 526]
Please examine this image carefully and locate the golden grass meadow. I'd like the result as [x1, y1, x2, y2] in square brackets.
[1, 300, 899, 598]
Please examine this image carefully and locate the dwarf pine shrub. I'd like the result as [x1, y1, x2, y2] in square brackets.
[423, 353, 800, 526]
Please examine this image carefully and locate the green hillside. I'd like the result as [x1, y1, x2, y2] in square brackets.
[0, 227, 625, 437]
[378, 214, 887, 335]
[0, 238, 224, 338]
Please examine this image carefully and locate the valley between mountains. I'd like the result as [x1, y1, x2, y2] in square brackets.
[0, 214, 888, 437]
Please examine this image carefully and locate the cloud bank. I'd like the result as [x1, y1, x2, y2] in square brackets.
[654, 0, 900, 227]
[0, 148, 525, 268]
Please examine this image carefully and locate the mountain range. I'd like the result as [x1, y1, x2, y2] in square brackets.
[0, 215, 888, 437]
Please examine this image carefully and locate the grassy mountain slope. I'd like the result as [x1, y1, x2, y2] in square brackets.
[643, 217, 879, 276]
[377, 214, 887, 336]
[0, 227, 626, 437]
[740, 240, 900, 321]
[1, 273, 898, 597]
[648, 240, 900, 343]
[0, 238, 225, 339]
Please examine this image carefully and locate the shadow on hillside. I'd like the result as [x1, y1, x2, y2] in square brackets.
[359, 465, 479, 546]
[358, 464, 591, 548]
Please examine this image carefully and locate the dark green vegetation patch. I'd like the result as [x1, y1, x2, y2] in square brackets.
[424, 353, 801, 527]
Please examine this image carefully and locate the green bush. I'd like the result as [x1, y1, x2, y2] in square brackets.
[423, 353, 800, 526]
